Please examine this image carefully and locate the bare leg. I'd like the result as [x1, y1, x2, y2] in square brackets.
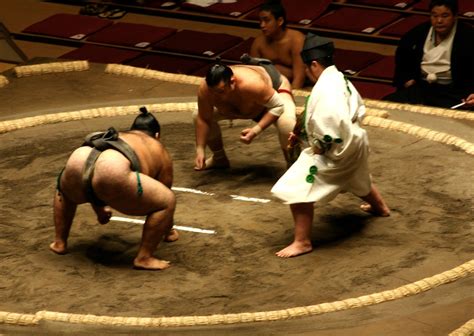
[276, 202, 314, 258]
[92, 205, 112, 224]
[164, 228, 179, 242]
[50, 190, 77, 254]
[134, 194, 176, 270]
[360, 183, 390, 217]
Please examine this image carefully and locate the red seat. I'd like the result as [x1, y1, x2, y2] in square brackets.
[334, 49, 384, 75]
[126, 54, 210, 75]
[344, 0, 416, 10]
[152, 29, 243, 58]
[180, 0, 264, 17]
[379, 15, 429, 37]
[220, 38, 255, 62]
[60, 44, 142, 64]
[87, 22, 176, 48]
[351, 80, 395, 100]
[22, 13, 112, 40]
[312, 7, 401, 34]
[358, 55, 395, 80]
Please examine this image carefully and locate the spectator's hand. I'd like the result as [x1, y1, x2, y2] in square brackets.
[240, 128, 257, 144]
[463, 94, 474, 107]
[404, 79, 416, 88]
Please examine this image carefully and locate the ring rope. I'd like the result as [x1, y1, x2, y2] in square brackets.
[449, 319, 474, 336]
[105, 64, 201, 86]
[2, 103, 472, 157]
[0, 102, 197, 134]
[13, 61, 89, 78]
[362, 115, 474, 155]
[0, 75, 8, 88]
[0, 259, 472, 327]
[0, 102, 387, 135]
[364, 99, 474, 121]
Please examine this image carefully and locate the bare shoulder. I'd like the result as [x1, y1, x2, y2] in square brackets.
[287, 29, 305, 43]
[234, 66, 266, 87]
[234, 66, 272, 101]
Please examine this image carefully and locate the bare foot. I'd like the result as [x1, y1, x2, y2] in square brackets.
[133, 257, 170, 270]
[164, 228, 179, 242]
[276, 241, 312, 258]
[360, 203, 390, 217]
[49, 241, 68, 255]
[194, 155, 230, 171]
[96, 206, 112, 224]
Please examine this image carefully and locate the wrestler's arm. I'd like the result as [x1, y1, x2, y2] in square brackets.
[240, 82, 281, 144]
[291, 32, 306, 89]
[195, 85, 213, 169]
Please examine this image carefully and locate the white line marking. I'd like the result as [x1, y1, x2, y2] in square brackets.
[172, 186, 271, 203]
[110, 216, 216, 235]
[230, 195, 271, 203]
[171, 187, 215, 196]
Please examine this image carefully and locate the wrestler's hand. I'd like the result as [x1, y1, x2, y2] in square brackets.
[194, 147, 206, 170]
[240, 128, 257, 144]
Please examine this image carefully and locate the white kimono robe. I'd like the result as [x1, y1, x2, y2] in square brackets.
[271, 66, 371, 204]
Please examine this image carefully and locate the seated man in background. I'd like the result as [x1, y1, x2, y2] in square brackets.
[250, 0, 307, 89]
[384, 0, 474, 108]
[194, 62, 297, 170]
[50, 107, 178, 271]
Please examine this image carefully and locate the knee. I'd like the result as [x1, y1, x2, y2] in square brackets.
[165, 190, 177, 213]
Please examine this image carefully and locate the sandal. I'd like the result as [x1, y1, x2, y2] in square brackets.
[98, 8, 127, 19]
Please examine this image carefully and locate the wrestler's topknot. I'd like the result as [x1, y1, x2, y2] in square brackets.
[205, 63, 233, 88]
[131, 106, 161, 137]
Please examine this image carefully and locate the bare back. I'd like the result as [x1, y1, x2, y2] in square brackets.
[59, 131, 172, 208]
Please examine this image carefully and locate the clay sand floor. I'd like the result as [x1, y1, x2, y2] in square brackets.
[0, 62, 472, 335]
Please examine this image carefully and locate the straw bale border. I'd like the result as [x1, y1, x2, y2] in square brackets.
[0, 75, 8, 88]
[449, 319, 474, 336]
[13, 61, 89, 77]
[0, 260, 472, 328]
[362, 116, 474, 155]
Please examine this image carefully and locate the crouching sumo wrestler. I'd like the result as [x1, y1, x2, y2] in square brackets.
[50, 107, 178, 270]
